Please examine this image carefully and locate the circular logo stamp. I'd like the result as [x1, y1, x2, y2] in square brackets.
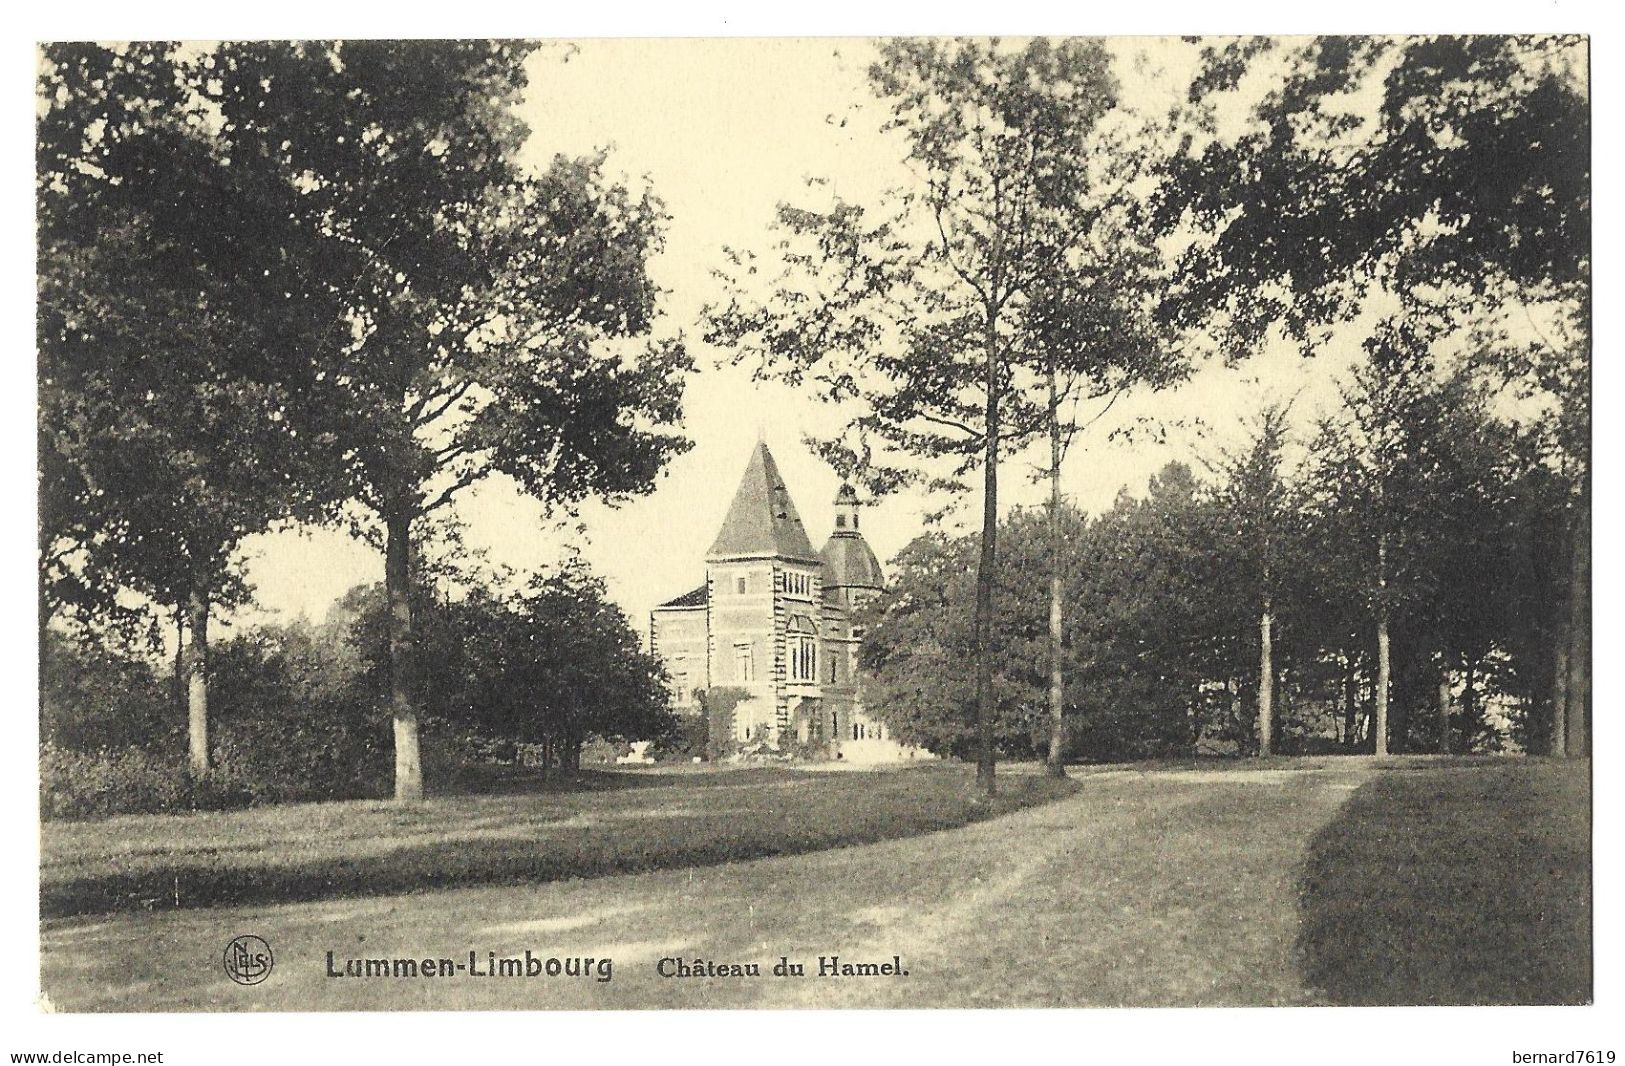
[223, 935, 274, 986]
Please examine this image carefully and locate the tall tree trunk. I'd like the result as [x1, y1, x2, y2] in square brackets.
[1374, 537, 1390, 757]
[173, 601, 186, 715]
[1045, 369, 1066, 778]
[1564, 501, 1590, 757]
[972, 311, 1000, 796]
[186, 591, 209, 777]
[386, 507, 424, 801]
[1342, 656, 1358, 749]
[1257, 601, 1274, 757]
[1552, 638, 1569, 757]
[1436, 658, 1451, 755]
[1463, 658, 1477, 753]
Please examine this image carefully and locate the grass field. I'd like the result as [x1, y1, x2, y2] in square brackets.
[39, 756, 1590, 1010]
[40, 762, 1076, 919]
[1296, 758, 1591, 1005]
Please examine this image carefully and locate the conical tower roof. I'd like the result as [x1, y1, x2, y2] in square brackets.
[706, 442, 819, 562]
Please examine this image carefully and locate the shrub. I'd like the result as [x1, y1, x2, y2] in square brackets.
[207, 627, 395, 803]
[650, 713, 708, 760]
[696, 687, 752, 761]
[41, 635, 176, 754]
[40, 743, 253, 820]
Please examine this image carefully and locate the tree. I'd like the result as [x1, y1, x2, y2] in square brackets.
[452, 565, 675, 773]
[1018, 136, 1186, 775]
[1205, 404, 1307, 755]
[1159, 34, 1589, 754]
[1308, 316, 1517, 754]
[709, 38, 1130, 795]
[862, 465, 1231, 764]
[859, 524, 1056, 760]
[203, 42, 692, 799]
[38, 43, 351, 774]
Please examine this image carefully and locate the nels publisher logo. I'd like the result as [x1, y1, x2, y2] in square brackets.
[223, 935, 274, 986]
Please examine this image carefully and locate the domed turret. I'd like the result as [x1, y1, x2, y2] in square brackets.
[833, 482, 861, 533]
[820, 483, 883, 601]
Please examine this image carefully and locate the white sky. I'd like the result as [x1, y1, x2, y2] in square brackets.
[235, 37, 1390, 635]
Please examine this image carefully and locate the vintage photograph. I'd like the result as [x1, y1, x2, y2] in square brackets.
[35, 35, 1590, 1012]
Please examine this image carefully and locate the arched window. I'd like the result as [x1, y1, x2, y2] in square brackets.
[787, 614, 817, 681]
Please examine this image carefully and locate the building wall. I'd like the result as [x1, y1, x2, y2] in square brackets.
[776, 560, 824, 735]
[655, 558, 918, 758]
[649, 606, 708, 710]
[705, 559, 777, 740]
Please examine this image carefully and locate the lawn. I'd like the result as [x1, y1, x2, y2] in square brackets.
[40, 762, 1076, 919]
[1296, 758, 1591, 1005]
[40, 756, 1591, 1010]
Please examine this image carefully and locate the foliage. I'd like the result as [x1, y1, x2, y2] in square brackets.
[37, 43, 349, 637]
[200, 41, 695, 530]
[206, 619, 395, 803]
[188, 40, 694, 798]
[1157, 35, 1588, 350]
[695, 687, 754, 762]
[40, 743, 254, 820]
[41, 558, 672, 817]
[863, 367, 1556, 759]
[708, 38, 1173, 791]
[429, 564, 676, 766]
[1154, 34, 1590, 755]
[861, 519, 1107, 759]
[41, 632, 176, 755]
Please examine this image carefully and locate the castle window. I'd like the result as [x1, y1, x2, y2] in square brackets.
[789, 634, 817, 682]
[733, 642, 754, 683]
[782, 571, 812, 598]
[736, 576, 747, 595]
[827, 655, 840, 684]
[836, 514, 847, 528]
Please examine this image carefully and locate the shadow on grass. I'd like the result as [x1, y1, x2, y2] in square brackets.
[42, 768, 1076, 920]
[1296, 759, 1591, 1005]
[431, 764, 787, 797]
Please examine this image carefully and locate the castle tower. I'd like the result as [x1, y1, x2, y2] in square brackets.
[819, 482, 883, 611]
[704, 441, 824, 742]
[816, 482, 884, 749]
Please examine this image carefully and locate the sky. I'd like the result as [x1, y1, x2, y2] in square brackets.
[235, 37, 1371, 637]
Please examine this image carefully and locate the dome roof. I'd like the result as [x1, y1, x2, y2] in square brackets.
[820, 533, 884, 591]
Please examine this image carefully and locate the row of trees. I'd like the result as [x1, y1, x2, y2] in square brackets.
[861, 333, 1579, 760]
[40, 37, 1590, 802]
[707, 35, 1589, 791]
[39, 42, 691, 799]
[42, 559, 674, 816]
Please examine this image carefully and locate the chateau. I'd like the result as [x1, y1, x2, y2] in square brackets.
[649, 442, 925, 762]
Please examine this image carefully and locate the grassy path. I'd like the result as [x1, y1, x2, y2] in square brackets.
[42, 761, 1378, 1010]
